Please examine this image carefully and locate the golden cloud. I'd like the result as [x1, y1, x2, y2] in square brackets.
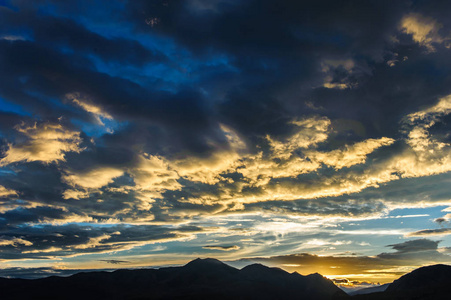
[267, 116, 331, 159]
[0, 122, 84, 166]
[0, 186, 18, 198]
[175, 94, 451, 209]
[306, 137, 395, 170]
[66, 93, 113, 125]
[0, 237, 33, 247]
[74, 233, 118, 250]
[400, 13, 448, 52]
[62, 167, 124, 189]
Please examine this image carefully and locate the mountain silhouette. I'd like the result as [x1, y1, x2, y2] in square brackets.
[0, 258, 348, 300]
[352, 264, 451, 299]
[386, 264, 451, 292]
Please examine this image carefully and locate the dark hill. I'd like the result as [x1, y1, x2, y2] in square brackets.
[0, 258, 348, 300]
[352, 264, 451, 300]
[386, 264, 451, 293]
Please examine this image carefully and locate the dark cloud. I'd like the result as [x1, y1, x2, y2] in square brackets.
[385, 239, 439, 253]
[0, 224, 204, 259]
[99, 259, 130, 265]
[122, 0, 451, 141]
[202, 245, 240, 251]
[435, 218, 447, 225]
[243, 198, 387, 218]
[407, 228, 451, 237]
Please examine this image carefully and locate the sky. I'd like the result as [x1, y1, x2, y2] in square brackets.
[1, 0, 451, 289]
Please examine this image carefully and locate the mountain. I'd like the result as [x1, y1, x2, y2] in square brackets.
[352, 264, 451, 299]
[0, 258, 348, 300]
[386, 264, 451, 293]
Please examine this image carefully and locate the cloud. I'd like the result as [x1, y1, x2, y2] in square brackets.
[435, 217, 447, 225]
[203, 245, 240, 251]
[405, 94, 451, 125]
[434, 213, 451, 226]
[228, 239, 451, 283]
[0, 35, 26, 41]
[166, 92, 451, 208]
[0, 186, 17, 198]
[66, 92, 113, 125]
[306, 137, 395, 170]
[73, 233, 118, 249]
[400, 13, 448, 52]
[267, 116, 331, 159]
[383, 94, 451, 179]
[407, 228, 451, 237]
[0, 224, 204, 259]
[0, 206, 95, 227]
[386, 239, 439, 253]
[62, 167, 124, 190]
[0, 122, 84, 166]
[99, 259, 130, 264]
[168, 125, 246, 185]
[172, 116, 394, 207]
[0, 237, 33, 247]
[5, 93, 451, 228]
[62, 189, 90, 200]
[332, 278, 382, 292]
[127, 154, 180, 209]
[321, 59, 358, 89]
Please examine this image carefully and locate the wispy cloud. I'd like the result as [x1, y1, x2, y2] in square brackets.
[203, 245, 240, 251]
[99, 259, 130, 264]
[407, 228, 451, 237]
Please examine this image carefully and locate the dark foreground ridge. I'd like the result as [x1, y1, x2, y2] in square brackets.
[0, 258, 347, 300]
[352, 264, 451, 299]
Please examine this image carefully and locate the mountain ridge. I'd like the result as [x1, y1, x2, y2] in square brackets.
[2, 260, 450, 299]
[0, 258, 348, 300]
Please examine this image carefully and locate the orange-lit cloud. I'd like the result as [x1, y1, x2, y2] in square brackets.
[305, 137, 394, 170]
[0, 237, 33, 247]
[62, 167, 124, 190]
[0, 186, 17, 198]
[400, 13, 448, 52]
[0, 122, 84, 166]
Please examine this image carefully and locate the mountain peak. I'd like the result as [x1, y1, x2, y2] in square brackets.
[183, 257, 238, 275]
[241, 263, 269, 271]
[185, 257, 227, 267]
